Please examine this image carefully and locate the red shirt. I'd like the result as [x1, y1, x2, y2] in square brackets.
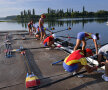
[64, 50, 87, 66]
[43, 35, 54, 44]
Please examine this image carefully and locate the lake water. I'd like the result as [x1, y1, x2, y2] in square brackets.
[0, 18, 108, 47]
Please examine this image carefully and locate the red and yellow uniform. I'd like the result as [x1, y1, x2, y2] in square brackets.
[85, 32, 93, 39]
[77, 32, 96, 40]
[63, 50, 87, 72]
[43, 35, 54, 46]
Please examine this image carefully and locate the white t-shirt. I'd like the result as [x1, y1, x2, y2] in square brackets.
[91, 34, 97, 39]
[98, 44, 108, 58]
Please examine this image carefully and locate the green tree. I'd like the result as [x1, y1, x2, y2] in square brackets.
[32, 9, 35, 15]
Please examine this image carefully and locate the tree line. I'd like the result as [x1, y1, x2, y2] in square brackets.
[46, 7, 108, 18]
[16, 9, 40, 21]
[16, 6, 108, 21]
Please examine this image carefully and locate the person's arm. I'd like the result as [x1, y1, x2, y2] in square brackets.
[80, 57, 97, 73]
[39, 19, 41, 28]
[93, 39, 98, 55]
[84, 65, 97, 73]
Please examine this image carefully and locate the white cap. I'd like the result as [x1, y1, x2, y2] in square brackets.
[52, 34, 56, 39]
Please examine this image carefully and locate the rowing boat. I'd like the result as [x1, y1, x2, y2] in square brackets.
[54, 39, 105, 70]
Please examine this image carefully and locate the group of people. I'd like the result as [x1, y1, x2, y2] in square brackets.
[63, 32, 108, 81]
[28, 14, 108, 82]
[28, 14, 56, 48]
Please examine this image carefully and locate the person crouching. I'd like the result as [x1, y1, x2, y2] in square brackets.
[63, 48, 97, 77]
[43, 34, 56, 49]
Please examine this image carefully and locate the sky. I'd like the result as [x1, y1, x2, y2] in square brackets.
[0, 0, 108, 17]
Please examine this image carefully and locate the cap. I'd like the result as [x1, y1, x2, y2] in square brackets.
[52, 34, 56, 39]
[86, 48, 93, 56]
[41, 14, 46, 18]
[95, 33, 100, 40]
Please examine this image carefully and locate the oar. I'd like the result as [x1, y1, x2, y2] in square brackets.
[44, 27, 55, 32]
[21, 50, 40, 88]
[53, 28, 71, 34]
[33, 64, 104, 89]
[13, 37, 36, 40]
[46, 27, 71, 35]
[11, 46, 54, 52]
[52, 59, 64, 65]
[91, 43, 108, 50]
[57, 36, 77, 39]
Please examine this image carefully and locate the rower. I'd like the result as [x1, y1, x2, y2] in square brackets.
[97, 44, 108, 81]
[43, 33, 56, 49]
[74, 32, 100, 55]
[39, 14, 46, 43]
[63, 48, 98, 77]
[33, 26, 40, 40]
[28, 20, 33, 35]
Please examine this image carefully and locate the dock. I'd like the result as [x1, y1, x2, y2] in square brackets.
[0, 31, 108, 90]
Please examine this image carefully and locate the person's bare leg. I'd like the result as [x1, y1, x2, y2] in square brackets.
[40, 31, 44, 42]
[29, 28, 31, 35]
[47, 42, 52, 48]
[74, 39, 81, 51]
[30, 29, 32, 35]
[75, 63, 84, 73]
[82, 39, 86, 50]
[105, 60, 108, 76]
[98, 54, 102, 65]
[43, 31, 46, 40]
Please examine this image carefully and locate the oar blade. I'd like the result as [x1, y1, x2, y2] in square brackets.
[11, 49, 20, 52]
[25, 73, 40, 88]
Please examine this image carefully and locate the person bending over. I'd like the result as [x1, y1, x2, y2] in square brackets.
[34, 26, 40, 40]
[43, 33, 56, 49]
[74, 32, 100, 55]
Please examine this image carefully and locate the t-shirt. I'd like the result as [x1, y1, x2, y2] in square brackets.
[85, 32, 97, 39]
[98, 44, 108, 55]
[64, 50, 87, 66]
[43, 36, 54, 44]
[28, 23, 33, 28]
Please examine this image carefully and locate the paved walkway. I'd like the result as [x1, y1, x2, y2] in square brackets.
[0, 31, 108, 90]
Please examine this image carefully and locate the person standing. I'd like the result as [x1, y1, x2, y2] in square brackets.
[74, 32, 100, 55]
[28, 20, 33, 35]
[39, 14, 46, 43]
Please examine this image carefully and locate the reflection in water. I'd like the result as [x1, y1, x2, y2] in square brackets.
[0, 18, 108, 48]
[19, 18, 108, 29]
[15, 18, 108, 46]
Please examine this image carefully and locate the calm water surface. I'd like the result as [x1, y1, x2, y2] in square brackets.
[0, 18, 108, 47]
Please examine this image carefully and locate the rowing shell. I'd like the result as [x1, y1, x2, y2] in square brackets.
[54, 41, 105, 70]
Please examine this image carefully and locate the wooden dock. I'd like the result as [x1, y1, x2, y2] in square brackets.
[0, 31, 108, 90]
